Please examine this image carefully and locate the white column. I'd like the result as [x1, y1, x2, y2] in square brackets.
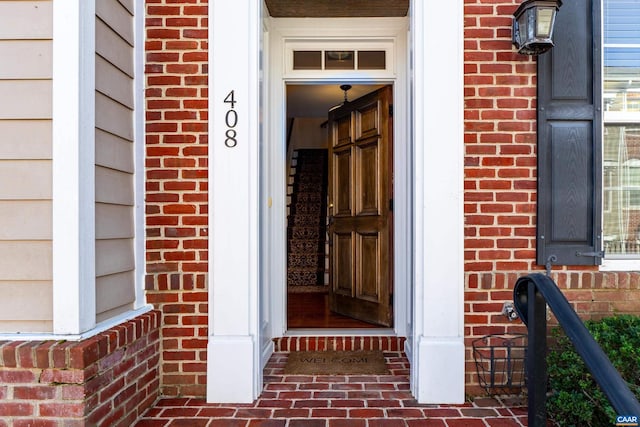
[52, 0, 96, 335]
[207, 0, 261, 403]
[411, 0, 466, 404]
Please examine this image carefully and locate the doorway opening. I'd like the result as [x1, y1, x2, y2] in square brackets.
[285, 83, 393, 329]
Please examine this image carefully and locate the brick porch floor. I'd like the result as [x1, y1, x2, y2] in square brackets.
[134, 351, 529, 427]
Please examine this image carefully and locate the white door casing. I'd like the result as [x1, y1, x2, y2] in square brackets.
[266, 17, 410, 339]
[207, 0, 465, 404]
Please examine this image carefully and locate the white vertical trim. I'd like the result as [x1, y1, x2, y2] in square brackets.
[133, 0, 148, 309]
[411, 0, 466, 403]
[208, 0, 261, 403]
[266, 24, 286, 338]
[52, 1, 96, 335]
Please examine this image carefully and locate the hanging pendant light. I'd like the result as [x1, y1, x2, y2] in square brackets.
[329, 84, 352, 112]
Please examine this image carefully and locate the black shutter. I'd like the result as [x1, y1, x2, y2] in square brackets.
[537, 0, 603, 266]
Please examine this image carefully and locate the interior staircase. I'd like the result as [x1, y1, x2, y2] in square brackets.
[287, 149, 328, 291]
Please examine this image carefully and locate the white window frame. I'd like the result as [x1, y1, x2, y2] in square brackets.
[600, 1, 640, 270]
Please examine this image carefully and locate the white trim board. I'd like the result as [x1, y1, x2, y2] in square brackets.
[52, 0, 97, 335]
[133, 0, 147, 311]
[208, 0, 262, 403]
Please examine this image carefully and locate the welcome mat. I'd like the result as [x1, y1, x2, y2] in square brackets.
[284, 350, 389, 375]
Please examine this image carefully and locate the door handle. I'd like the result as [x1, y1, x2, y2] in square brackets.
[327, 203, 333, 225]
[328, 203, 334, 225]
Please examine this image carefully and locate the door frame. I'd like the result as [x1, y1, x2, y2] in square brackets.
[266, 18, 410, 337]
[207, 0, 465, 405]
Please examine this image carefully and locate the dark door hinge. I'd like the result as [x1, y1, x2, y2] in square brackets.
[389, 199, 393, 212]
[389, 104, 393, 117]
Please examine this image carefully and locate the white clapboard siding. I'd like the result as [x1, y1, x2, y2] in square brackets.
[0, 120, 52, 159]
[96, 55, 134, 109]
[95, 166, 134, 206]
[0, 1, 53, 39]
[0, 80, 52, 119]
[95, 92, 133, 141]
[0, 160, 51, 200]
[94, 0, 136, 322]
[0, 201, 51, 240]
[96, 270, 135, 321]
[0, 241, 52, 281]
[96, 202, 134, 240]
[95, 17, 133, 78]
[0, 282, 53, 320]
[0, 40, 52, 79]
[0, 0, 53, 333]
[95, 239, 135, 278]
[95, 128, 134, 172]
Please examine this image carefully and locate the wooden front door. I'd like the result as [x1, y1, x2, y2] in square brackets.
[328, 85, 393, 327]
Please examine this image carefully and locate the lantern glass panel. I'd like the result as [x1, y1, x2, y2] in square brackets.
[536, 7, 554, 37]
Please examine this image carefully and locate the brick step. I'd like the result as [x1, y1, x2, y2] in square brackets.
[273, 336, 406, 352]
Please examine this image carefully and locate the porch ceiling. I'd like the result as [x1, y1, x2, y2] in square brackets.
[264, 0, 409, 17]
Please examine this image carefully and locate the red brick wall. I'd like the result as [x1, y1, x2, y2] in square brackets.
[0, 311, 160, 426]
[145, 0, 209, 397]
[463, 0, 640, 390]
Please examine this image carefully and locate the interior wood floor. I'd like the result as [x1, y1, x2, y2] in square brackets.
[287, 292, 379, 329]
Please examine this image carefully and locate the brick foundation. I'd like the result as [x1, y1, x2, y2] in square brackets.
[0, 310, 161, 427]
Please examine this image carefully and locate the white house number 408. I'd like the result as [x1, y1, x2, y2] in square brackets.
[223, 90, 238, 148]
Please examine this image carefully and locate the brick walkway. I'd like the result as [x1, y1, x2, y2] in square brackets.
[134, 351, 528, 426]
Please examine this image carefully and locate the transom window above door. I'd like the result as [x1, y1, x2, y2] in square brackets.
[293, 50, 386, 70]
[284, 40, 395, 78]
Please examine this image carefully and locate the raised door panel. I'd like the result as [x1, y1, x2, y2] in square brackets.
[357, 232, 380, 302]
[355, 101, 380, 140]
[356, 141, 380, 215]
[333, 231, 353, 296]
[333, 148, 352, 216]
[334, 115, 352, 147]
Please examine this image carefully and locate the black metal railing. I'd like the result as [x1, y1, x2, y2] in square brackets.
[513, 273, 640, 427]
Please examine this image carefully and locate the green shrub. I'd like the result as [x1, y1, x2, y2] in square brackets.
[546, 315, 640, 427]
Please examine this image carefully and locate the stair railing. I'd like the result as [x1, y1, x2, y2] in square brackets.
[513, 273, 640, 427]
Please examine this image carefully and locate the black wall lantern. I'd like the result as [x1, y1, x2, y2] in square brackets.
[512, 0, 562, 55]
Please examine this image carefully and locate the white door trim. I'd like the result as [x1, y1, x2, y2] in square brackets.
[266, 17, 410, 340]
[207, 0, 466, 405]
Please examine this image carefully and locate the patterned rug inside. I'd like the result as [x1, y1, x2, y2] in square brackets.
[287, 149, 328, 291]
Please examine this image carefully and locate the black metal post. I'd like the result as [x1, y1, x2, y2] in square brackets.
[527, 282, 547, 427]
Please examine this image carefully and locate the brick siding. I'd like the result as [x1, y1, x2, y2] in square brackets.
[145, 0, 209, 397]
[0, 311, 161, 426]
[463, 0, 640, 391]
